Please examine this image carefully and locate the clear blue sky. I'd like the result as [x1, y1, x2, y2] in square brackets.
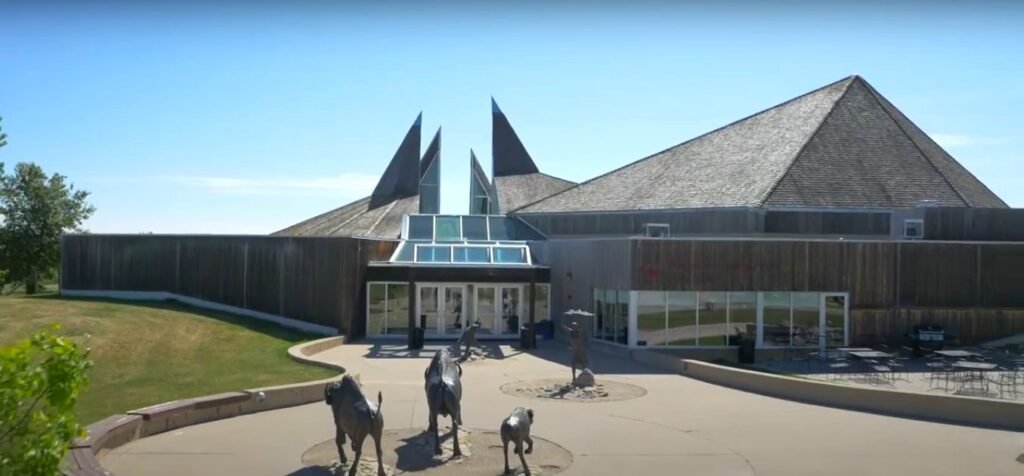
[1, 1, 1021, 234]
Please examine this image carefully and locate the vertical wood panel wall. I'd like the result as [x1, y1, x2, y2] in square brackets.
[533, 239, 633, 331]
[60, 235, 397, 336]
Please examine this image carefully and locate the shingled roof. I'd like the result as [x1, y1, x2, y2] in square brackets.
[515, 76, 1006, 213]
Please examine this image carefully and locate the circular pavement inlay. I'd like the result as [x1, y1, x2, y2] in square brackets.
[500, 378, 647, 403]
[301, 427, 572, 475]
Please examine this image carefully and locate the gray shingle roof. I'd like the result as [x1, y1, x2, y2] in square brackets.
[495, 172, 575, 214]
[271, 195, 416, 239]
[516, 76, 1006, 213]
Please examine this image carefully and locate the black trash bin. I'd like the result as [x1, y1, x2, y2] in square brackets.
[411, 327, 425, 350]
[738, 338, 755, 364]
[519, 324, 536, 350]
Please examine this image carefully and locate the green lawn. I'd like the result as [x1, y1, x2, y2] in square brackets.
[0, 294, 336, 424]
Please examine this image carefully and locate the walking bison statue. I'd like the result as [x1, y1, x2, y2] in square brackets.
[424, 348, 464, 457]
[324, 375, 386, 476]
[500, 406, 535, 476]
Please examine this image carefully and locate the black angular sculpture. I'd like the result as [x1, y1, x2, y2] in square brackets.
[500, 407, 535, 476]
[457, 320, 482, 360]
[324, 375, 386, 476]
[369, 113, 422, 210]
[424, 348, 464, 457]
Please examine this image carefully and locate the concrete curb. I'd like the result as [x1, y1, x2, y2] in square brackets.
[63, 337, 348, 476]
[623, 348, 1024, 432]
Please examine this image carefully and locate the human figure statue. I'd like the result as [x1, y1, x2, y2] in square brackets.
[562, 320, 589, 383]
[456, 320, 482, 360]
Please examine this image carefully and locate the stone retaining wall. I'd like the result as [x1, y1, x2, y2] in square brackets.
[63, 336, 347, 475]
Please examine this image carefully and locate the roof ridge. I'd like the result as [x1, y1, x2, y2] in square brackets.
[365, 199, 400, 237]
[324, 197, 376, 235]
[504, 172, 577, 213]
[757, 76, 858, 206]
[515, 74, 859, 213]
[857, 78, 1007, 208]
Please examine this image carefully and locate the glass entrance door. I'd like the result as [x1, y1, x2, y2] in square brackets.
[475, 286, 497, 335]
[500, 286, 521, 335]
[821, 294, 847, 350]
[418, 284, 465, 337]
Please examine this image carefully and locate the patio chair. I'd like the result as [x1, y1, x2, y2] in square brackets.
[988, 371, 1018, 399]
[927, 358, 954, 391]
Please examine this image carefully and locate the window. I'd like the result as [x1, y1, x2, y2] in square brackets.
[416, 245, 451, 263]
[698, 292, 728, 346]
[904, 219, 924, 240]
[644, 223, 670, 238]
[727, 292, 756, 345]
[493, 247, 527, 264]
[407, 215, 433, 240]
[637, 291, 667, 346]
[667, 291, 697, 346]
[791, 293, 820, 346]
[453, 246, 489, 263]
[435, 216, 461, 241]
[462, 216, 488, 240]
[367, 283, 410, 336]
[488, 217, 511, 240]
[762, 292, 791, 346]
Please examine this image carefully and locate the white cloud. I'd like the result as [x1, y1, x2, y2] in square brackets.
[932, 134, 1008, 148]
[88, 173, 379, 198]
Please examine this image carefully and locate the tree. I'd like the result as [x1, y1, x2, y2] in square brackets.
[0, 326, 92, 475]
[0, 116, 7, 148]
[0, 162, 95, 294]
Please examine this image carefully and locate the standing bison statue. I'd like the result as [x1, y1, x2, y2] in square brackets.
[324, 375, 386, 476]
[500, 406, 535, 476]
[424, 348, 464, 457]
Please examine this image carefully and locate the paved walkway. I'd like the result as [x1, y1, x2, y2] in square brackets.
[103, 342, 1023, 476]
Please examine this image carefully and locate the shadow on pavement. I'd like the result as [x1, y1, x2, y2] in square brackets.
[361, 341, 524, 361]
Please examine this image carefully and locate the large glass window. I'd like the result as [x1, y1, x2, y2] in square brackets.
[407, 215, 433, 240]
[453, 246, 489, 263]
[524, 284, 550, 323]
[435, 216, 461, 241]
[493, 247, 527, 264]
[387, 284, 409, 335]
[667, 292, 697, 346]
[727, 292, 757, 345]
[420, 157, 440, 214]
[368, 283, 387, 335]
[698, 292, 728, 346]
[762, 292, 791, 346]
[792, 292, 820, 346]
[462, 216, 488, 240]
[593, 289, 605, 340]
[488, 217, 511, 240]
[637, 291, 666, 346]
[417, 245, 451, 263]
[824, 295, 846, 348]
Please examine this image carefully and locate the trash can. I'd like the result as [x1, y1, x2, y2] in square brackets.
[411, 327, 425, 350]
[738, 338, 755, 364]
[540, 320, 554, 340]
[519, 324, 536, 350]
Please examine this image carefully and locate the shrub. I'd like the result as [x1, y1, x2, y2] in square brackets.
[0, 326, 92, 475]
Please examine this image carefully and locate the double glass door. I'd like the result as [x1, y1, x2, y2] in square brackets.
[417, 283, 522, 338]
[419, 285, 465, 337]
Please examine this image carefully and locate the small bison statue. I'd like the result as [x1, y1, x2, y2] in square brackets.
[324, 375, 386, 476]
[424, 348, 464, 457]
[500, 407, 535, 476]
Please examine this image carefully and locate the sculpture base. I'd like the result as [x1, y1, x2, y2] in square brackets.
[301, 428, 572, 475]
[500, 378, 647, 403]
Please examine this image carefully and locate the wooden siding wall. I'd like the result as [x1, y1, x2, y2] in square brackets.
[763, 211, 890, 236]
[531, 239, 632, 329]
[852, 309, 1024, 346]
[61, 235, 397, 336]
[924, 207, 1024, 241]
[518, 209, 761, 237]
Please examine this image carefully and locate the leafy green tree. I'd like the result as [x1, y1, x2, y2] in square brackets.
[0, 326, 92, 475]
[0, 162, 95, 294]
[0, 116, 7, 148]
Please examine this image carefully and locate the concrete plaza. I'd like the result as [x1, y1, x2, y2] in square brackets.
[102, 342, 1023, 476]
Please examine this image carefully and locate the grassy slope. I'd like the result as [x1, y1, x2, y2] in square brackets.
[0, 294, 335, 424]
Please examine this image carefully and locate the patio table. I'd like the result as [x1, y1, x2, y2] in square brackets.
[934, 350, 980, 359]
[951, 361, 998, 393]
[848, 350, 893, 359]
